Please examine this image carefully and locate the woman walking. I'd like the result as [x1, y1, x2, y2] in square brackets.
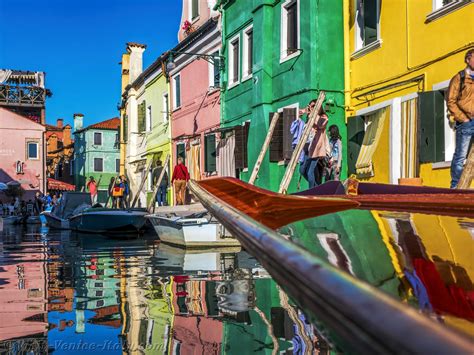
[171, 157, 190, 205]
[307, 110, 330, 188]
[86, 176, 98, 204]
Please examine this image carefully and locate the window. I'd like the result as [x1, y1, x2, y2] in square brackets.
[116, 159, 120, 173]
[234, 122, 250, 170]
[173, 75, 181, 109]
[94, 158, 103, 172]
[94, 132, 102, 146]
[427, 1, 469, 24]
[433, 0, 455, 11]
[228, 35, 240, 87]
[269, 108, 297, 162]
[281, 0, 300, 61]
[208, 51, 221, 88]
[27, 142, 39, 160]
[162, 93, 169, 122]
[114, 133, 119, 149]
[138, 101, 146, 132]
[190, 0, 199, 21]
[176, 143, 186, 164]
[146, 105, 152, 132]
[242, 26, 253, 80]
[355, 0, 381, 52]
[204, 134, 217, 173]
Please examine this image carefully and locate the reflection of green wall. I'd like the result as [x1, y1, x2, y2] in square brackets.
[223, 279, 292, 354]
[145, 294, 173, 354]
[281, 210, 400, 297]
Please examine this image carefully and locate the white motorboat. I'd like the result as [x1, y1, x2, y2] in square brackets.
[146, 208, 240, 248]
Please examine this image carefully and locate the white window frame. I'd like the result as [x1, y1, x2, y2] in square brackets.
[242, 25, 253, 81]
[93, 132, 102, 146]
[162, 93, 169, 122]
[280, 0, 301, 63]
[172, 74, 181, 110]
[352, 0, 382, 59]
[317, 233, 355, 275]
[228, 34, 240, 89]
[208, 50, 221, 89]
[93, 157, 103, 172]
[432, 80, 456, 165]
[147, 169, 153, 191]
[427, 1, 470, 22]
[188, 0, 200, 22]
[26, 141, 39, 160]
[146, 105, 152, 132]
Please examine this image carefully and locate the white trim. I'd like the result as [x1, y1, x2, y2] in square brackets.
[228, 34, 241, 89]
[208, 50, 220, 88]
[432, 161, 452, 169]
[432, 79, 451, 91]
[26, 141, 39, 160]
[353, 0, 381, 54]
[172, 74, 181, 109]
[242, 24, 253, 81]
[188, 0, 200, 22]
[389, 98, 401, 184]
[432, 79, 456, 162]
[280, 0, 301, 63]
[400, 92, 418, 103]
[317, 233, 355, 275]
[146, 105, 152, 132]
[162, 92, 169, 122]
[427, 1, 471, 23]
[355, 98, 393, 116]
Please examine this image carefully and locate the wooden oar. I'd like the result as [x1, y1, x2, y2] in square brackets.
[196, 177, 359, 229]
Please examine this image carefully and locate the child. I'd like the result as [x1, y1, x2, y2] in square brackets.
[324, 125, 342, 182]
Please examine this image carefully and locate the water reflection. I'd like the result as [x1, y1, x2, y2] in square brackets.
[0, 225, 327, 354]
[281, 209, 474, 336]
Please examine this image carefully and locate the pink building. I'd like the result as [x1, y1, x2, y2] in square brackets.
[0, 108, 46, 200]
[169, 1, 221, 182]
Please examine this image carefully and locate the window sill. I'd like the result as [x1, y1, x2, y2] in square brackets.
[242, 168, 248, 173]
[172, 106, 182, 112]
[432, 161, 451, 170]
[241, 74, 252, 82]
[280, 50, 301, 64]
[351, 39, 382, 60]
[227, 81, 240, 90]
[426, 2, 471, 23]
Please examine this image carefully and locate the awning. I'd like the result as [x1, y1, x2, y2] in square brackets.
[48, 178, 75, 191]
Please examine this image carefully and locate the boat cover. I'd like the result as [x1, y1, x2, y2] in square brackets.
[53, 192, 92, 219]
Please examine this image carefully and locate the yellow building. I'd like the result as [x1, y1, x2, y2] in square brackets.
[344, 0, 473, 187]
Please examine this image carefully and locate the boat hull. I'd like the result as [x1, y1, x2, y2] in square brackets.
[69, 210, 147, 234]
[147, 215, 240, 248]
[41, 212, 70, 229]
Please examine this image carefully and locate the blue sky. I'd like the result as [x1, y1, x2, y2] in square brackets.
[0, 0, 182, 127]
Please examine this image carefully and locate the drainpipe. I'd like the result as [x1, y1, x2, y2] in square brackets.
[343, 0, 352, 120]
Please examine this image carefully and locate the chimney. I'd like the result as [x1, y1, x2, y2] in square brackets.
[126, 42, 147, 83]
[73, 113, 84, 132]
[57, 118, 64, 128]
[63, 125, 72, 146]
[49, 134, 58, 154]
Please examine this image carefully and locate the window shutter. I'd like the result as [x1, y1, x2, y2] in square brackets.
[232, 41, 239, 83]
[269, 112, 283, 162]
[283, 108, 296, 161]
[243, 121, 249, 169]
[418, 91, 445, 163]
[347, 116, 365, 175]
[175, 77, 181, 107]
[204, 134, 217, 172]
[234, 122, 250, 170]
[138, 102, 146, 132]
[123, 114, 128, 142]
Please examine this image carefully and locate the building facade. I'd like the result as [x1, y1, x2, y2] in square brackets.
[216, 0, 346, 192]
[0, 108, 46, 200]
[169, 1, 222, 191]
[45, 118, 75, 189]
[345, 0, 473, 187]
[73, 114, 120, 203]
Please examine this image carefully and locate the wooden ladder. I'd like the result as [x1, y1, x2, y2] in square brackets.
[147, 154, 171, 212]
[278, 91, 326, 194]
[458, 145, 474, 189]
[131, 159, 153, 208]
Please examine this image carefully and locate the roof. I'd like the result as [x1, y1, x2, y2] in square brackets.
[0, 107, 45, 130]
[75, 117, 120, 133]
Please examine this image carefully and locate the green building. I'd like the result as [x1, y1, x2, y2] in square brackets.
[216, 0, 346, 192]
[73, 114, 121, 202]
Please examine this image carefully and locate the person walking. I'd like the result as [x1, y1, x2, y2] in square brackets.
[307, 110, 330, 188]
[121, 175, 130, 209]
[107, 177, 116, 208]
[171, 157, 190, 205]
[324, 125, 343, 182]
[86, 177, 98, 204]
[112, 177, 124, 208]
[447, 49, 474, 188]
[152, 160, 169, 207]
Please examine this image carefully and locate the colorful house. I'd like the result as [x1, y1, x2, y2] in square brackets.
[0, 107, 46, 200]
[215, 0, 346, 192]
[120, 47, 172, 207]
[345, 0, 473, 187]
[73, 114, 120, 202]
[168, 1, 222, 191]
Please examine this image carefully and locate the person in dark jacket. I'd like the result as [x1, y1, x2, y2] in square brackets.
[120, 175, 130, 209]
[108, 177, 116, 208]
[152, 160, 169, 206]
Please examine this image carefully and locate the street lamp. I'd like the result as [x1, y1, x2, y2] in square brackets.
[166, 50, 225, 72]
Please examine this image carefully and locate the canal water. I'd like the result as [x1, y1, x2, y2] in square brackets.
[0, 209, 472, 354]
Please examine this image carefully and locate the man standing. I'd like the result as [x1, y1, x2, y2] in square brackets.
[152, 160, 169, 207]
[171, 157, 190, 205]
[447, 49, 474, 188]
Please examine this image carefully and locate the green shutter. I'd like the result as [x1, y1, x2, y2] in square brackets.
[204, 134, 217, 173]
[123, 114, 128, 142]
[418, 91, 445, 163]
[347, 116, 365, 175]
[138, 101, 146, 132]
[192, 0, 199, 19]
[269, 112, 283, 162]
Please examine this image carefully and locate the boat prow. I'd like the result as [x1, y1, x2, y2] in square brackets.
[194, 177, 359, 229]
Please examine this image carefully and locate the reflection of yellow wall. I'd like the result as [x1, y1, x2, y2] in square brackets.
[364, 113, 390, 183]
[346, 1, 474, 185]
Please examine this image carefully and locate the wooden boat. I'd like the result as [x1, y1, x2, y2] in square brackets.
[195, 177, 359, 229]
[146, 209, 240, 248]
[42, 192, 147, 234]
[293, 180, 474, 218]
